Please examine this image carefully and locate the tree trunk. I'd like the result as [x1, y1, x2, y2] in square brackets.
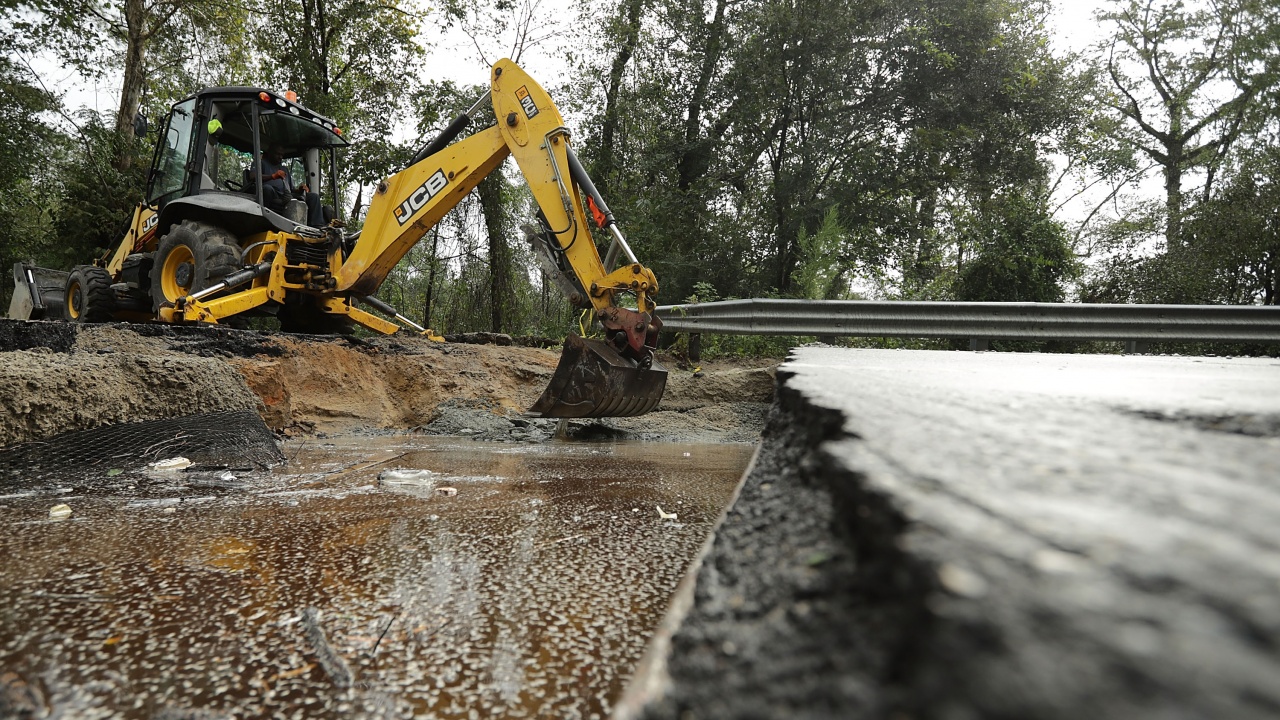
[1265, 249, 1276, 305]
[1164, 144, 1184, 249]
[677, 0, 729, 193]
[771, 109, 794, 293]
[315, 0, 332, 95]
[596, 0, 644, 199]
[424, 226, 440, 328]
[908, 186, 940, 292]
[113, 0, 148, 171]
[479, 175, 511, 333]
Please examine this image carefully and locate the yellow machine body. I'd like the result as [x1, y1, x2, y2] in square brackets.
[12, 60, 667, 417]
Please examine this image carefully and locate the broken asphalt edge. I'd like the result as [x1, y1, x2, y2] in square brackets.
[611, 357, 946, 718]
[611, 444, 762, 720]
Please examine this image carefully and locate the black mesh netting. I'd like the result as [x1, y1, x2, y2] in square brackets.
[0, 409, 284, 485]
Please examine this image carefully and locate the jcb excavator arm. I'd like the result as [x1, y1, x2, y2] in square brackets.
[338, 59, 666, 417]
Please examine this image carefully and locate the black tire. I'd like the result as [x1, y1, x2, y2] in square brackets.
[151, 220, 242, 312]
[63, 265, 115, 323]
[278, 296, 356, 335]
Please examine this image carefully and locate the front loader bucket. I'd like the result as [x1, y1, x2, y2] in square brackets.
[530, 334, 668, 418]
[8, 263, 69, 320]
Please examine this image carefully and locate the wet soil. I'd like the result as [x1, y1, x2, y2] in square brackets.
[0, 435, 755, 719]
[0, 319, 776, 446]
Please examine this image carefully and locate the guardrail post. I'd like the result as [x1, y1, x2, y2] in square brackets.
[1125, 340, 1151, 354]
[969, 338, 990, 351]
[689, 333, 702, 364]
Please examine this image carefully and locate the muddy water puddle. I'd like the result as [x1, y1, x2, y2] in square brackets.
[0, 436, 755, 719]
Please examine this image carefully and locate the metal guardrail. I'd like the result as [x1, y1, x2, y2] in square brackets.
[655, 299, 1280, 344]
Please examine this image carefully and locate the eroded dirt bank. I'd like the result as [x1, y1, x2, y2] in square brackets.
[0, 319, 776, 447]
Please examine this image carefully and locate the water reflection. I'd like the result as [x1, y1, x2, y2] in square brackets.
[0, 436, 753, 719]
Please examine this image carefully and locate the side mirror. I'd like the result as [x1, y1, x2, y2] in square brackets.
[133, 112, 148, 138]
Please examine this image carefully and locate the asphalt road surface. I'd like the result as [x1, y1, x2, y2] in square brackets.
[631, 349, 1280, 720]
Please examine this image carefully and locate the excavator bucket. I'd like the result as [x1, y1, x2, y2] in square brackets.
[531, 334, 668, 418]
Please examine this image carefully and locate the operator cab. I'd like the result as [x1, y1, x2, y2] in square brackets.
[145, 88, 349, 235]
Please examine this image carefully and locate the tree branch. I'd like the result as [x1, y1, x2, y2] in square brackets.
[1107, 44, 1170, 144]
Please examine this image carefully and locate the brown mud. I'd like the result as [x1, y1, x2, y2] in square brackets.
[0, 319, 776, 447]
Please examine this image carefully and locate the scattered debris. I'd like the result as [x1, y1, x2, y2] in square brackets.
[267, 663, 316, 683]
[657, 505, 678, 520]
[538, 532, 594, 548]
[125, 497, 216, 509]
[0, 491, 36, 501]
[436, 487, 458, 497]
[148, 457, 193, 472]
[186, 472, 247, 490]
[805, 550, 832, 567]
[0, 670, 46, 717]
[301, 607, 353, 689]
[369, 611, 401, 658]
[48, 503, 71, 519]
[377, 469, 437, 486]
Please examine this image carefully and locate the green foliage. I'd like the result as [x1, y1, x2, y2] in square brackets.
[52, 113, 148, 264]
[955, 190, 1078, 302]
[0, 51, 70, 303]
[686, 281, 719, 304]
[254, 0, 421, 138]
[1081, 140, 1280, 308]
[792, 209, 850, 300]
[1178, 151, 1280, 305]
[1096, 147, 1280, 306]
[571, 0, 1084, 309]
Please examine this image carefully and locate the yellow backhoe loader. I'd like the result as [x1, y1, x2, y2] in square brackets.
[6, 60, 666, 417]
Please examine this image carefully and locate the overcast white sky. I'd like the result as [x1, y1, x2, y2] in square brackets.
[1051, 0, 1108, 53]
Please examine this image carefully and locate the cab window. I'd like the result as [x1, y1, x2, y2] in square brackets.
[148, 98, 197, 206]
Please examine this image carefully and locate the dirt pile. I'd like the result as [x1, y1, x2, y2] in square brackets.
[231, 334, 562, 434]
[0, 322, 261, 447]
[0, 319, 777, 446]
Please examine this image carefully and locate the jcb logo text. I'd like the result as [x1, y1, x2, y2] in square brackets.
[516, 86, 539, 119]
[395, 170, 449, 226]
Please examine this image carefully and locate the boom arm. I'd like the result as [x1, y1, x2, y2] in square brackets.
[336, 59, 659, 324]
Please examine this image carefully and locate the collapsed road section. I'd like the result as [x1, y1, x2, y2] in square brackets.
[623, 348, 1280, 720]
[0, 318, 777, 718]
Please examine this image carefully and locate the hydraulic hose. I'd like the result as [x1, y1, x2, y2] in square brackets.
[186, 260, 274, 302]
[407, 90, 493, 167]
[355, 294, 429, 334]
[564, 145, 614, 227]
